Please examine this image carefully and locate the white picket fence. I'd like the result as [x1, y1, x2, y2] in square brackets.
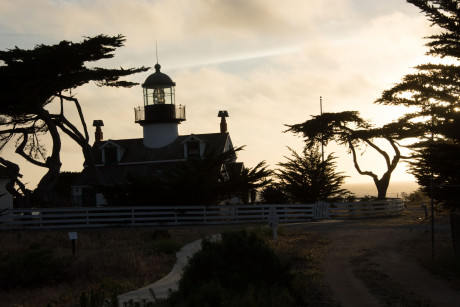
[0, 200, 404, 230]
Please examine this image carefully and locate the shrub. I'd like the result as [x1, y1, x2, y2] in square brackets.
[162, 230, 302, 306]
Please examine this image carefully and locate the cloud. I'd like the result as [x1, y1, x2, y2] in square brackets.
[0, 0, 434, 188]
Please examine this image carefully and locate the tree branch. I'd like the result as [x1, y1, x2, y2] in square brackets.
[362, 137, 392, 168]
[347, 138, 379, 182]
[57, 94, 90, 142]
[15, 133, 47, 168]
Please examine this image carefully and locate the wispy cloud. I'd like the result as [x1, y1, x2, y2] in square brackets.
[0, 0, 435, 187]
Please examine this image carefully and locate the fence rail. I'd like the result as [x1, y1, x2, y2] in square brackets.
[0, 200, 404, 230]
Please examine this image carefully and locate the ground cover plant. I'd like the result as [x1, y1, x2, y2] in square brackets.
[163, 230, 302, 306]
[141, 227, 333, 307]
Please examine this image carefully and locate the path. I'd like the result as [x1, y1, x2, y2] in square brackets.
[118, 209, 460, 306]
[305, 209, 460, 306]
[117, 234, 220, 305]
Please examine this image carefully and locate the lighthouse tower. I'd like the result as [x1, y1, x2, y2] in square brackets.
[134, 64, 185, 148]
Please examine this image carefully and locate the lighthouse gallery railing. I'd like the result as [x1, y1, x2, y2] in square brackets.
[134, 105, 186, 123]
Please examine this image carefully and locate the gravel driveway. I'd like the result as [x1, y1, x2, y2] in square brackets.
[290, 207, 460, 306]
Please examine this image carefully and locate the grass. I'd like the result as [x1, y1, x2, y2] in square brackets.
[257, 226, 334, 305]
[0, 227, 218, 307]
[0, 225, 333, 307]
[1, 211, 458, 306]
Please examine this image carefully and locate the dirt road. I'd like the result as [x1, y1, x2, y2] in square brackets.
[292, 208, 460, 306]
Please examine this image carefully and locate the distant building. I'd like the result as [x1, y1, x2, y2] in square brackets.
[72, 64, 243, 207]
[0, 166, 13, 210]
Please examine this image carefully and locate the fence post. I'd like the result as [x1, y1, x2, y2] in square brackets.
[131, 209, 135, 225]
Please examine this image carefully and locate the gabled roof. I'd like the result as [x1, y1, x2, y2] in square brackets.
[181, 134, 206, 144]
[75, 132, 233, 186]
[226, 162, 244, 178]
[91, 132, 231, 165]
[99, 140, 124, 149]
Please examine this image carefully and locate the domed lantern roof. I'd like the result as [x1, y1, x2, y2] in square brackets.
[141, 63, 177, 106]
[142, 64, 176, 88]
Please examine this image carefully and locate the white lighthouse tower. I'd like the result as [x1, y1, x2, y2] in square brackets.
[134, 63, 185, 148]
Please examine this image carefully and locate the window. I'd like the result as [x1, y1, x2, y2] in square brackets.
[187, 141, 200, 159]
[104, 146, 118, 166]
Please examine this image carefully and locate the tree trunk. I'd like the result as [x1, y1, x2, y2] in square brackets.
[375, 174, 391, 200]
[35, 109, 62, 207]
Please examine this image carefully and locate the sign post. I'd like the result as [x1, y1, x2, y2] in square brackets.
[268, 207, 279, 241]
[68, 232, 78, 256]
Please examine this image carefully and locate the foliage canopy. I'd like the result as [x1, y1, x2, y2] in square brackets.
[271, 146, 350, 203]
[376, 0, 460, 208]
[0, 35, 148, 206]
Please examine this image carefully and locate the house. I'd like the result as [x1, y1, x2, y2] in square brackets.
[0, 166, 14, 210]
[72, 64, 243, 207]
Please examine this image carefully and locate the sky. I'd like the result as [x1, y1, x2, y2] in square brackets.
[0, 0, 438, 193]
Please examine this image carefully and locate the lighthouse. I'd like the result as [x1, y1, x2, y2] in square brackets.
[134, 63, 185, 148]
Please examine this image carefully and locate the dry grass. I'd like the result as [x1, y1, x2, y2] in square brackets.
[0, 224, 333, 307]
[0, 227, 220, 307]
[254, 226, 335, 306]
[2, 212, 456, 307]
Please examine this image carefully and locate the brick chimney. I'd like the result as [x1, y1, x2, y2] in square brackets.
[93, 120, 104, 144]
[218, 110, 229, 134]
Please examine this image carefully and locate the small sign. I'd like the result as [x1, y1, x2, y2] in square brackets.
[268, 207, 279, 241]
[68, 232, 78, 240]
[269, 220, 279, 228]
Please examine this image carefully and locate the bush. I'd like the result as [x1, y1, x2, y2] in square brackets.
[162, 230, 302, 306]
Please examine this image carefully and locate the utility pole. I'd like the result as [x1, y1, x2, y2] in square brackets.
[430, 113, 435, 260]
[320, 96, 324, 163]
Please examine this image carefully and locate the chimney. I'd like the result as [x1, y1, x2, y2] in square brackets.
[93, 120, 104, 144]
[218, 110, 229, 134]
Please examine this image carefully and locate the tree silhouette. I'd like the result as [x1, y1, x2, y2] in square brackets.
[376, 0, 460, 208]
[286, 112, 417, 199]
[0, 35, 148, 206]
[273, 146, 350, 203]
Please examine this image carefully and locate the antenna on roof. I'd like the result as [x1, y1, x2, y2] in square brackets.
[320, 96, 324, 163]
[156, 41, 159, 64]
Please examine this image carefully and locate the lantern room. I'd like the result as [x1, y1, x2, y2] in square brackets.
[135, 63, 185, 125]
[143, 63, 176, 106]
[135, 63, 186, 148]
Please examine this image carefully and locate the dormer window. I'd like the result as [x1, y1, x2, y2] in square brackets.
[183, 135, 206, 159]
[100, 141, 125, 166]
[187, 141, 200, 159]
[104, 146, 118, 166]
